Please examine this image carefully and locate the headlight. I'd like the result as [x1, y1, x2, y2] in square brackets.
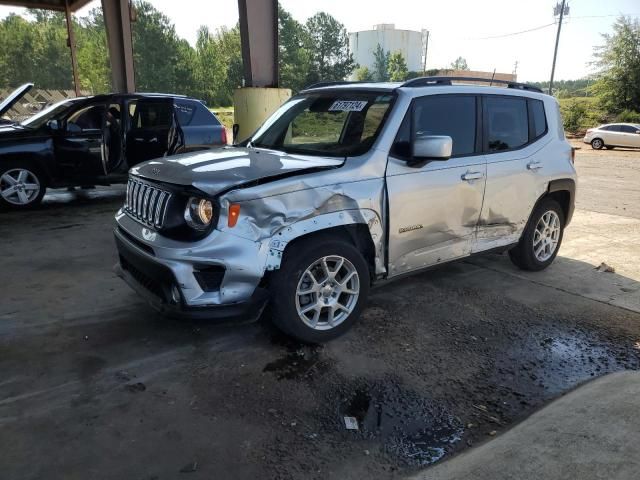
[184, 197, 214, 230]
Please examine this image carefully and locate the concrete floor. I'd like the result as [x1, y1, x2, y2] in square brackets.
[1, 147, 639, 479]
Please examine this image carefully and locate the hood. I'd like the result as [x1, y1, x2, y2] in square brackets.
[0, 83, 33, 118]
[130, 147, 344, 196]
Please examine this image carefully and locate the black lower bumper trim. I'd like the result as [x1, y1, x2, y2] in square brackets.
[114, 228, 268, 322]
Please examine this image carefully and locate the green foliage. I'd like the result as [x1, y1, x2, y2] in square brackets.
[591, 16, 640, 114]
[558, 97, 608, 134]
[304, 12, 355, 85]
[0, 2, 353, 104]
[450, 56, 469, 70]
[353, 66, 373, 81]
[372, 44, 390, 82]
[528, 79, 593, 97]
[387, 52, 408, 81]
[405, 71, 422, 80]
[278, 5, 312, 92]
[615, 109, 640, 124]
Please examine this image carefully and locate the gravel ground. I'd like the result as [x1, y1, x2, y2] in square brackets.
[1, 147, 639, 479]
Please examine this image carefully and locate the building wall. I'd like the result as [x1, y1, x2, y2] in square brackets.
[349, 24, 423, 75]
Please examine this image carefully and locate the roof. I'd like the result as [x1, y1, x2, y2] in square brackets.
[0, 0, 92, 12]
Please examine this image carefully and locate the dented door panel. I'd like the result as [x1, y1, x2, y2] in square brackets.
[386, 155, 486, 276]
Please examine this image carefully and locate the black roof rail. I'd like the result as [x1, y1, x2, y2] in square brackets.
[303, 80, 376, 90]
[400, 76, 543, 93]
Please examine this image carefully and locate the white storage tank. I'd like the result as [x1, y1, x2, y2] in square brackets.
[349, 24, 424, 75]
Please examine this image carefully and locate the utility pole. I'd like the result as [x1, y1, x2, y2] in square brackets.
[549, 0, 569, 95]
[422, 30, 430, 74]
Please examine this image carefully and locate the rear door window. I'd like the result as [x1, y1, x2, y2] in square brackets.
[484, 96, 529, 151]
[129, 100, 172, 129]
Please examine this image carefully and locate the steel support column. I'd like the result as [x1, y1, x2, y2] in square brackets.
[64, 0, 81, 96]
[101, 0, 135, 93]
[237, 0, 278, 87]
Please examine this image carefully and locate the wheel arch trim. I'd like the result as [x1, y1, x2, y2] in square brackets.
[262, 209, 385, 276]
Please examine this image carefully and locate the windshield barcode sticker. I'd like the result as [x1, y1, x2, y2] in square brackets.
[328, 100, 368, 112]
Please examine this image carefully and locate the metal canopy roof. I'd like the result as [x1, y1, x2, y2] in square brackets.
[0, 0, 92, 12]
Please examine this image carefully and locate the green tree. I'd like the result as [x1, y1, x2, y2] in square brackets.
[372, 44, 390, 81]
[304, 12, 354, 84]
[278, 5, 311, 91]
[591, 16, 640, 114]
[353, 66, 373, 81]
[132, 1, 193, 94]
[450, 56, 469, 70]
[76, 8, 111, 93]
[387, 52, 408, 81]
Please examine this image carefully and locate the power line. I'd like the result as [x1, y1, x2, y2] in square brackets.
[468, 13, 640, 41]
[471, 22, 555, 40]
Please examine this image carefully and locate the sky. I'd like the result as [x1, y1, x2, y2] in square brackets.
[1, 0, 639, 82]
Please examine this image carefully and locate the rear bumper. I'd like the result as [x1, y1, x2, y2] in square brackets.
[114, 227, 268, 321]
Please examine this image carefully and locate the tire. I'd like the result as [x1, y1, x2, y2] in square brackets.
[591, 138, 604, 150]
[0, 162, 46, 209]
[509, 198, 565, 272]
[269, 236, 370, 343]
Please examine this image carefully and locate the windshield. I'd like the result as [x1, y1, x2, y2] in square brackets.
[251, 91, 394, 157]
[21, 100, 75, 128]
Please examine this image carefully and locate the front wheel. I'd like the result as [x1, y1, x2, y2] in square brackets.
[591, 138, 604, 150]
[269, 237, 370, 343]
[509, 198, 565, 271]
[0, 164, 46, 209]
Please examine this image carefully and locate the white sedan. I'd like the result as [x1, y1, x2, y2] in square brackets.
[584, 123, 640, 150]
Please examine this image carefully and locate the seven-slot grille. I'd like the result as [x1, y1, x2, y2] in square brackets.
[124, 178, 171, 228]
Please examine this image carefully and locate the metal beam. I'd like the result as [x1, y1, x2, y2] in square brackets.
[101, 0, 135, 93]
[237, 0, 278, 87]
[64, 0, 80, 96]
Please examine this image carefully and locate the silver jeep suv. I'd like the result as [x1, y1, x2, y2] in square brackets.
[114, 77, 576, 342]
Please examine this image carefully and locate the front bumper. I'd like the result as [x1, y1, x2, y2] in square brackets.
[113, 221, 268, 321]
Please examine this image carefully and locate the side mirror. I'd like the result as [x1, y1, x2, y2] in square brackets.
[47, 119, 59, 131]
[410, 135, 452, 165]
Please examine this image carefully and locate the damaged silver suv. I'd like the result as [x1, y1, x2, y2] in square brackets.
[114, 77, 576, 342]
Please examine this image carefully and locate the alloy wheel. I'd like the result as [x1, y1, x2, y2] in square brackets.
[533, 210, 561, 262]
[295, 255, 360, 330]
[0, 168, 41, 205]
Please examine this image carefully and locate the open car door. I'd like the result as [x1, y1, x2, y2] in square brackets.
[0, 83, 33, 123]
[125, 97, 175, 167]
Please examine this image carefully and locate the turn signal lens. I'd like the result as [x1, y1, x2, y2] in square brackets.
[228, 203, 241, 228]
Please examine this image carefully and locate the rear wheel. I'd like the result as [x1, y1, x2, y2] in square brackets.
[269, 236, 370, 343]
[591, 138, 604, 150]
[509, 198, 565, 271]
[0, 164, 46, 209]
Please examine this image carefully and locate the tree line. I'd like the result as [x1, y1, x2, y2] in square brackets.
[1, 3, 637, 125]
[0, 1, 356, 106]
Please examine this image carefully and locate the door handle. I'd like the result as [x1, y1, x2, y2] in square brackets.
[527, 161, 543, 170]
[461, 171, 484, 181]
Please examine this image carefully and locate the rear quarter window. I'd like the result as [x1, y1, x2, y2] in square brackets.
[176, 100, 220, 127]
[529, 99, 547, 139]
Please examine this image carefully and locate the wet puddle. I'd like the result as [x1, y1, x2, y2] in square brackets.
[494, 327, 640, 406]
[340, 381, 463, 466]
